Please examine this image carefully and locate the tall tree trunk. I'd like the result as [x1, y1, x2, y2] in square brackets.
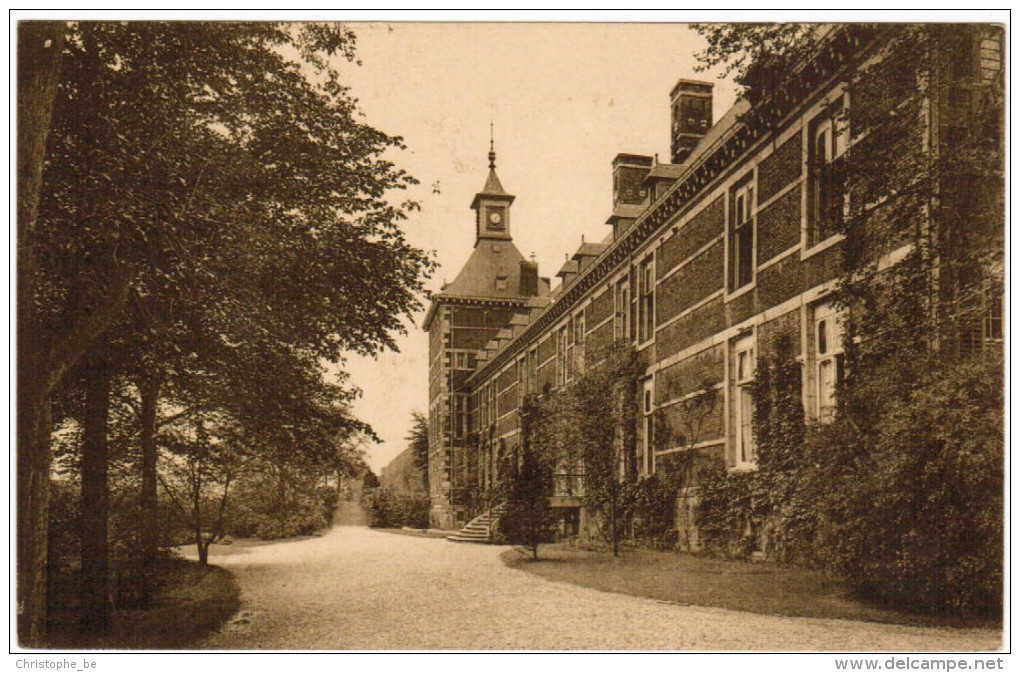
[196, 531, 209, 567]
[137, 375, 161, 606]
[17, 388, 52, 645]
[191, 448, 208, 567]
[80, 356, 112, 635]
[610, 485, 619, 558]
[16, 20, 65, 646]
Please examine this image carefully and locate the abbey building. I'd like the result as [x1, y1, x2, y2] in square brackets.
[424, 25, 1003, 536]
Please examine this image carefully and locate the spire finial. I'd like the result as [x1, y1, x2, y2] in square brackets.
[488, 120, 496, 170]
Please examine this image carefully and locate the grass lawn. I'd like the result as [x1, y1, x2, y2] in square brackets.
[176, 533, 322, 558]
[372, 527, 452, 540]
[502, 545, 999, 629]
[45, 558, 240, 649]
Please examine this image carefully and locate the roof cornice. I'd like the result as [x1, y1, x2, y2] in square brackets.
[422, 293, 542, 331]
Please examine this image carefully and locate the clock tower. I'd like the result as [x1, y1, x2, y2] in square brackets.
[469, 140, 515, 243]
[423, 139, 548, 529]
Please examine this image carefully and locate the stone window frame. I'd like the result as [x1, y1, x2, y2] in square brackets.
[614, 275, 631, 342]
[730, 331, 757, 470]
[802, 87, 851, 261]
[726, 171, 757, 297]
[809, 301, 845, 424]
[637, 254, 656, 345]
[642, 377, 656, 477]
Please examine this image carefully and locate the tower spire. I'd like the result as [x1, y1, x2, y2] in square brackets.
[488, 120, 496, 169]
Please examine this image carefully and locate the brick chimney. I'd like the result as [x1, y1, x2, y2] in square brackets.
[519, 260, 539, 297]
[670, 79, 714, 164]
[611, 153, 653, 208]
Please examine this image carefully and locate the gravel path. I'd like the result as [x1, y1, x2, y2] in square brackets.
[193, 525, 1000, 651]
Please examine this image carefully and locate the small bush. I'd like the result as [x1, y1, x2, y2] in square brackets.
[363, 487, 430, 529]
[497, 500, 555, 553]
[625, 475, 680, 550]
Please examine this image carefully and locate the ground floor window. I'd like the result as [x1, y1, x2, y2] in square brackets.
[732, 333, 756, 468]
[812, 302, 844, 423]
[642, 379, 655, 476]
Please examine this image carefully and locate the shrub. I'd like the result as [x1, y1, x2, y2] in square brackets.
[363, 487, 430, 529]
[818, 354, 1004, 614]
[228, 481, 338, 540]
[696, 351, 1003, 615]
[625, 475, 679, 550]
[497, 501, 555, 553]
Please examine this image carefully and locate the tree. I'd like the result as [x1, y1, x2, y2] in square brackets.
[77, 347, 114, 634]
[533, 342, 642, 557]
[158, 412, 246, 566]
[17, 21, 67, 643]
[406, 411, 429, 493]
[362, 470, 381, 490]
[499, 395, 555, 559]
[20, 21, 435, 642]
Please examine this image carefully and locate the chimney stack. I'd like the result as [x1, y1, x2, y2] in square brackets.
[670, 79, 714, 164]
[611, 153, 654, 208]
[519, 260, 539, 297]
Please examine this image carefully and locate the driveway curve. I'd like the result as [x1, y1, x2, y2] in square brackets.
[194, 525, 1000, 651]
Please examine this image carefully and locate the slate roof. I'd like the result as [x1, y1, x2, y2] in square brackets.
[645, 163, 687, 180]
[442, 238, 529, 299]
[605, 202, 647, 224]
[470, 168, 515, 209]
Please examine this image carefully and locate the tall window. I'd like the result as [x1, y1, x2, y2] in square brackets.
[614, 277, 631, 342]
[642, 380, 655, 476]
[566, 320, 576, 381]
[488, 384, 496, 426]
[813, 303, 845, 423]
[516, 358, 525, 405]
[527, 347, 537, 395]
[574, 313, 586, 373]
[556, 325, 568, 386]
[638, 256, 655, 342]
[808, 101, 847, 247]
[732, 334, 756, 467]
[729, 178, 755, 291]
[481, 384, 490, 428]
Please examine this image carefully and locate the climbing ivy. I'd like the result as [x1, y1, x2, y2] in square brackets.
[695, 336, 813, 562]
[693, 24, 1003, 614]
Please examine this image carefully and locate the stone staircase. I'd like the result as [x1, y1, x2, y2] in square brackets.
[447, 502, 507, 543]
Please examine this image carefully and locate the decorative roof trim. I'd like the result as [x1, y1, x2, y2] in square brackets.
[421, 294, 540, 331]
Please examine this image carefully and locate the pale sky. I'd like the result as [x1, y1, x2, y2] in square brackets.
[332, 23, 740, 472]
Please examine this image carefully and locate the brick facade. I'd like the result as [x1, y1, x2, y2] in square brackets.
[426, 25, 1002, 537]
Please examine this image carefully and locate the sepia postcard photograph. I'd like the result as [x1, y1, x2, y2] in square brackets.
[11, 10, 1008, 663]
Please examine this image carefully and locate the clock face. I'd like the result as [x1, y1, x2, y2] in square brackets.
[489, 211, 502, 224]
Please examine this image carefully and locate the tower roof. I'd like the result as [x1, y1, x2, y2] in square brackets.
[471, 133, 515, 209]
[441, 239, 532, 298]
[471, 167, 515, 209]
